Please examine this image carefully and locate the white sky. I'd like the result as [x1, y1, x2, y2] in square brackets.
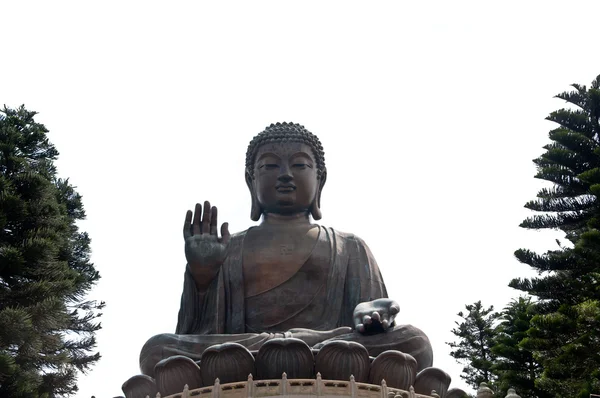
[3, 1, 600, 397]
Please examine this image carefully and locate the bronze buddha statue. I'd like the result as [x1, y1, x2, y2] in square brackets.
[139, 122, 433, 378]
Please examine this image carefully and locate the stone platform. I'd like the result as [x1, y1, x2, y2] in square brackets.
[122, 339, 468, 398]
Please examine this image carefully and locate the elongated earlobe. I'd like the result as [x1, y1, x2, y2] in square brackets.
[246, 170, 262, 221]
[310, 169, 327, 220]
[310, 202, 322, 220]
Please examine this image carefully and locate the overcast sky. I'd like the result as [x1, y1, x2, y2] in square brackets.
[3, 1, 600, 397]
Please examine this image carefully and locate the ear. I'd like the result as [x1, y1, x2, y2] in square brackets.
[310, 168, 327, 220]
[246, 170, 262, 221]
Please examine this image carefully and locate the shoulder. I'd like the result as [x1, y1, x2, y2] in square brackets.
[227, 229, 251, 247]
[231, 229, 249, 239]
[320, 226, 381, 274]
[317, 225, 368, 247]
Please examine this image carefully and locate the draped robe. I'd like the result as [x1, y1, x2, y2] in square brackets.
[140, 226, 433, 376]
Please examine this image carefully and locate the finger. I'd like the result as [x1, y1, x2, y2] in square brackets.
[202, 200, 211, 234]
[183, 210, 193, 239]
[334, 326, 353, 335]
[192, 203, 202, 235]
[388, 313, 396, 328]
[221, 223, 231, 244]
[221, 222, 231, 244]
[355, 324, 365, 333]
[381, 314, 389, 330]
[389, 303, 400, 316]
[371, 311, 381, 322]
[210, 206, 218, 235]
[362, 315, 372, 325]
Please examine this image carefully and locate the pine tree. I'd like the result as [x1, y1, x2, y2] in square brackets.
[510, 75, 600, 397]
[447, 301, 500, 390]
[0, 105, 104, 397]
[526, 299, 600, 397]
[491, 297, 549, 398]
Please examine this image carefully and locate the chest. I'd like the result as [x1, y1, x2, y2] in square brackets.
[242, 226, 321, 297]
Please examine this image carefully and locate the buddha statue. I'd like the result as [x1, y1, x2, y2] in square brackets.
[139, 122, 433, 378]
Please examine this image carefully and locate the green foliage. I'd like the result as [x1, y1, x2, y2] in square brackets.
[0, 105, 103, 397]
[518, 77, 600, 243]
[510, 75, 600, 396]
[449, 75, 600, 397]
[491, 297, 549, 398]
[521, 300, 600, 397]
[447, 301, 500, 390]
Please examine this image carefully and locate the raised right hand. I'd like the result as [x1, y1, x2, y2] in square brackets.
[183, 201, 230, 290]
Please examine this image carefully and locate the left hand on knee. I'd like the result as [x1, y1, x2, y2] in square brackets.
[353, 299, 400, 334]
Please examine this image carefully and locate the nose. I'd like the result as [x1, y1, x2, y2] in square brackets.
[278, 164, 293, 182]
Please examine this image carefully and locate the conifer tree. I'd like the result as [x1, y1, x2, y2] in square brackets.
[510, 75, 600, 397]
[0, 105, 103, 397]
[491, 297, 549, 398]
[447, 301, 500, 390]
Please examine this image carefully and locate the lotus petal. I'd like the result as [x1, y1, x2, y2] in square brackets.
[414, 367, 451, 398]
[121, 374, 157, 398]
[200, 342, 255, 385]
[447, 387, 469, 398]
[369, 350, 417, 390]
[255, 337, 314, 379]
[154, 355, 202, 396]
[315, 340, 370, 382]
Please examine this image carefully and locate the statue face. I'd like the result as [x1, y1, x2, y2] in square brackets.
[252, 141, 319, 216]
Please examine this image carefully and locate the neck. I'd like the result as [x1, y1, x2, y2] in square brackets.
[261, 211, 312, 226]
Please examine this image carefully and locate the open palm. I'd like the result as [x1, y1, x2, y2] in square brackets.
[183, 201, 230, 290]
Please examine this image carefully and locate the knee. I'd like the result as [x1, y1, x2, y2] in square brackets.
[389, 324, 433, 371]
[139, 333, 178, 377]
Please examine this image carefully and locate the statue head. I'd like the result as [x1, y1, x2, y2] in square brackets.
[245, 122, 326, 221]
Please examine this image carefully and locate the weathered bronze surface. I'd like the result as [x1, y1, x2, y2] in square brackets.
[199, 343, 255, 385]
[315, 341, 370, 383]
[369, 350, 417, 390]
[414, 367, 451, 397]
[121, 375, 157, 398]
[154, 356, 203, 396]
[255, 338, 314, 380]
[139, 123, 433, 379]
[447, 388, 470, 398]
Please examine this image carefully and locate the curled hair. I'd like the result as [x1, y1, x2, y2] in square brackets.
[245, 122, 326, 179]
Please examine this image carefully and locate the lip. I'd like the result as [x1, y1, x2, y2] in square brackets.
[276, 185, 296, 192]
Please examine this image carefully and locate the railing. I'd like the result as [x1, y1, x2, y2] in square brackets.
[159, 373, 435, 398]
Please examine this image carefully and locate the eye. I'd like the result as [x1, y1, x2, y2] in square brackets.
[259, 163, 279, 170]
[292, 163, 312, 169]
